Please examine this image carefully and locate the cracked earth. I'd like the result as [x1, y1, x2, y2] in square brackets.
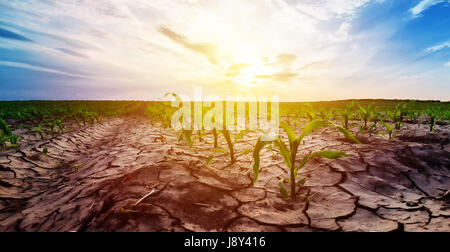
[0, 116, 449, 232]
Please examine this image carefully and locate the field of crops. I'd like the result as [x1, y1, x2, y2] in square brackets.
[0, 99, 449, 232]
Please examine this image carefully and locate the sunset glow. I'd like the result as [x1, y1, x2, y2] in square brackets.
[0, 0, 449, 101]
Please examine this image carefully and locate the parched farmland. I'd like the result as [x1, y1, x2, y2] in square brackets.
[0, 100, 449, 232]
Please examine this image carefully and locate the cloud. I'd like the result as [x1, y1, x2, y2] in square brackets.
[445, 62, 450, 67]
[157, 26, 218, 64]
[255, 72, 298, 82]
[0, 27, 33, 42]
[294, 0, 372, 21]
[0, 61, 87, 78]
[228, 63, 251, 71]
[225, 63, 251, 77]
[410, 0, 448, 17]
[426, 42, 450, 52]
[265, 53, 297, 66]
[298, 61, 329, 71]
[57, 48, 89, 58]
[1, 0, 449, 101]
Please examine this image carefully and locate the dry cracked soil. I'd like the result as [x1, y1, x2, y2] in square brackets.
[0, 116, 449, 232]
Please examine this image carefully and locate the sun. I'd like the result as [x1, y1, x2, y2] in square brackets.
[227, 50, 275, 87]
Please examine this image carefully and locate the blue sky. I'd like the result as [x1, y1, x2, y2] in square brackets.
[0, 0, 449, 101]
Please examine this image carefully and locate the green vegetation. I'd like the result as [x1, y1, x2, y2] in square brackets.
[0, 117, 18, 147]
[0, 101, 143, 148]
[252, 120, 359, 199]
[0, 98, 449, 201]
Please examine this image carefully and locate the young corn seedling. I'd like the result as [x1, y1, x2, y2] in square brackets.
[218, 129, 249, 164]
[55, 118, 64, 134]
[424, 107, 440, 132]
[391, 103, 408, 129]
[292, 109, 304, 130]
[34, 124, 44, 139]
[337, 102, 355, 130]
[358, 105, 372, 129]
[253, 120, 359, 199]
[303, 104, 316, 122]
[0, 131, 7, 148]
[380, 121, 395, 140]
[0, 117, 12, 136]
[205, 128, 252, 165]
[407, 111, 421, 123]
[0, 118, 18, 148]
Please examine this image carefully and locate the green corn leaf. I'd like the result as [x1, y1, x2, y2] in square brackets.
[305, 192, 317, 203]
[9, 135, 18, 145]
[273, 137, 292, 169]
[205, 154, 214, 166]
[177, 131, 184, 142]
[215, 148, 230, 153]
[0, 118, 12, 136]
[295, 150, 347, 176]
[234, 129, 249, 145]
[296, 178, 306, 187]
[381, 121, 394, 132]
[333, 124, 362, 144]
[221, 130, 235, 162]
[240, 148, 253, 155]
[315, 150, 348, 159]
[279, 178, 289, 198]
[280, 121, 297, 146]
[184, 130, 193, 147]
[221, 130, 232, 145]
[297, 120, 329, 143]
[252, 138, 271, 184]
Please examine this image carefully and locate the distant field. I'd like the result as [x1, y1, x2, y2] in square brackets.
[1, 98, 449, 150]
[1, 99, 449, 232]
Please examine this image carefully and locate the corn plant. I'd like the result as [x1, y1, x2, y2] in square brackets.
[389, 103, 408, 130]
[380, 122, 395, 140]
[303, 104, 316, 122]
[0, 117, 18, 148]
[292, 109, 304, 130]
[34, 124, 44, 139]
[252, 120, 359, 199]
[0, 117, 12, 136]
[424, 107, 440, 132]
[318, 108, 334, 122]
[336, 102, 355, 130]
[220, 129, 249, 163]
[358, 105, 373, 129]
[407, 110, 421, 123]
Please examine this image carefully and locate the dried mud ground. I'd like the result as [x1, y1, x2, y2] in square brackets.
[0, 116, 449, 232]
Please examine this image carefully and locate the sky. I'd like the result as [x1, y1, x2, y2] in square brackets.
[0, 0, 449, 101]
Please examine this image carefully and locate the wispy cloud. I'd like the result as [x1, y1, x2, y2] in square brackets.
[426, 42, 450, 52]
[0, 0, 449, 101]
[157, 26, 218, 64]
[255, 72, 298, 82]
[0, 61, 87, 78]
[445, 62, 450, 67]
[265, 53, 297, 66]
[225, 63, 251, 77]
[410, 0, 448, 18]
[298, 61, 329, 71]
[57, 48, 89, 58]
